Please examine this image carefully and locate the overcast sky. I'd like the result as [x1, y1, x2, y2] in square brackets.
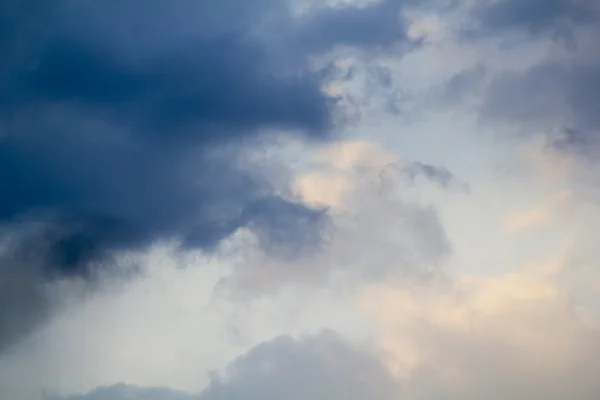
[1, 0, 600, 399]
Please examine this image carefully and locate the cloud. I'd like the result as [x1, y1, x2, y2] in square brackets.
[439, 63, 487, 105]
[0, 241, 379, 399]
[360, 255, 600, 399]
[519, 137, 575, 184]
[50, 384, 194, 400]
[200, 331, 398, 400]
[53, 331, 399, 400]
[46, 251, 600, 400]
[0, 223, 88, 354]
[0, 263, 51, 355]
[481, 61, 600, 142]
[9, 3, 600, 400]
[220, 140, 452, 294]
[501, 189, 572, 235]
[468, 0, 595, 41]
[0, 0, 418, 352]
[402, 161, 463, 189]
[0, 139, 454, 398]
[474, 0, 600, 157]
[292, 0, 413, 54]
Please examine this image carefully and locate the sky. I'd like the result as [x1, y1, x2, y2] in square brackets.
[1, 0, 600, 399]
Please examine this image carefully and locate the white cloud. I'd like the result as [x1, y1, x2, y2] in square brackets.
[502, 189, 572, 235]
[360, 254, 600, 400]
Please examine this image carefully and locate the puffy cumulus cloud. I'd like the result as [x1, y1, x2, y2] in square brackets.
[0, 0, 421, 352]
[53, 331, 399, 400]
[200, 331, 398, 400]
[220, 140, 454, 294]
[360, 254, 600, 400]
[294, 140, 462, 212]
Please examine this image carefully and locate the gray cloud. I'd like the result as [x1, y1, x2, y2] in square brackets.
[0, 268, 49, 355]
[201, 331, 398, 400]
[467, 0, 595, 43]
[51, 384, 194, 400]
[403, 162, 458, 188]
[440, 64, 488, 106]
[293, 0, 412, 54]
[0, 0, 417, 351]
[472, 0, 600, 154]
[54, 330, 399, 400]
[482, 62, 600, 147]
[36, 266, 600, 400]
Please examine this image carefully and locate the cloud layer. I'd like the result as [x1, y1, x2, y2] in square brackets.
[2, 0, 600, 399]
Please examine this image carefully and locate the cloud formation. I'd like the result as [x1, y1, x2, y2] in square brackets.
[3, 1, 600, 400]
[55, 331, 398, 400]
[477, 0, 600, 155]
[227, 140, 453, 292]
[49, 256, 600, 400]
[0, 0, 416, 352]
[361, 259, 600, 400]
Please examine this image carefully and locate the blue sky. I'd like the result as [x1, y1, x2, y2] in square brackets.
[1, 0, 600, 399]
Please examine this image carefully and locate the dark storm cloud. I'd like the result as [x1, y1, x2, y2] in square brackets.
[294, 0, 411, 53]
[0, 0, 415, 270]
[56, 331, 399, 400]
[0, 0, 415, 350]
[6, 38, 331, 141]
